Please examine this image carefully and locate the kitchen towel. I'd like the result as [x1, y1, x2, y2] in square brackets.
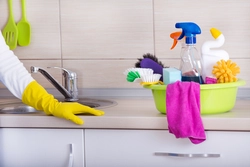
[166, 81, 206, 144]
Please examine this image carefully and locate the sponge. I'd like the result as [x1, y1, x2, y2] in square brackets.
[163, 68, 181, 85]
[212, 59, 240, 83]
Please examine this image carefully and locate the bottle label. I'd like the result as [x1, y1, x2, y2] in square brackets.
[182, 76, 204, 84]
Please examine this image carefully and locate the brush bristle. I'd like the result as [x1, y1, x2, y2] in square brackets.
[135, 53, 165, 68]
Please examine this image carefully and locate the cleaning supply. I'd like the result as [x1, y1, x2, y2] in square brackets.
[127, 71, 140, 82]
[205, 77, 217, 84]
[140, 74, 163, 86]
[124, 69, 141, 82]
[175, 22, 204, 84]
[124, 68, 153, 83]
[166, 81, 206, 144]
[123, 67, 163, 86]
[163, 68, 181, 85]
[212, 59, 240, 83]
[135, 53, 166, 81]
[201, 28, 229, 84]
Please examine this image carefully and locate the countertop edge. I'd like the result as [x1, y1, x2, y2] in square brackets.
[0, 90, 249, 131]
[1, 113, 250, 131]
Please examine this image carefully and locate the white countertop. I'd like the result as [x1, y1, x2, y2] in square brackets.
[0, 97, 250, 131]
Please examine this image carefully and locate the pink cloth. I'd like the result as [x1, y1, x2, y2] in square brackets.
[166, 81, 206, 144]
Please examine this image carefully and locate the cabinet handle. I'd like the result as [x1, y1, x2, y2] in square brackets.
[68, 144, 74, 167]
[155, 152, 220, 158]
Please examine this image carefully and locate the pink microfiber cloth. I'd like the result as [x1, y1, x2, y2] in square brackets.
[166, 81, 206, 144]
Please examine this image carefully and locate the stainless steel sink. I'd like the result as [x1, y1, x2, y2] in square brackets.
[0, 98, 117, 114]
[0, 105, 38, 114]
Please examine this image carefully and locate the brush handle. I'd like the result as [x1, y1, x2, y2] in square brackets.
[140, 58, 164, 81]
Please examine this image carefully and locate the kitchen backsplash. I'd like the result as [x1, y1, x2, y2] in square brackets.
[0, 0, 249, 93]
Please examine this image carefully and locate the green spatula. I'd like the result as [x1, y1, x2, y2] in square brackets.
[2, 0, 18, 50]
[17, 0, 31, 46]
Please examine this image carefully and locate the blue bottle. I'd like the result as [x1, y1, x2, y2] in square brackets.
[175, 22, 204, 84]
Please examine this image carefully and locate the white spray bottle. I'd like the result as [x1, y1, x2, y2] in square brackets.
[201, 28, 229, 83]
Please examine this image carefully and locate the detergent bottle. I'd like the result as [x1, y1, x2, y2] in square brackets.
[201, 28, 229, 83]
[175, 22, 204, 84]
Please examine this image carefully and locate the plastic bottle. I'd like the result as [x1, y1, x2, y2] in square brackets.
[175, 22, 204, 84]
[201, 28, 229, 83]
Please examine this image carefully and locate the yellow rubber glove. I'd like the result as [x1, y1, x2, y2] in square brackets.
[22, 81, 105, 125]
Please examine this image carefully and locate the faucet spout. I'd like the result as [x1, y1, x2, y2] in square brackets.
[30, 66, 78, 102]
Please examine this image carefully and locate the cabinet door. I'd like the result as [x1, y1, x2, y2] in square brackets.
[85, 129, 250, 167]
[0, 128, 84, 167]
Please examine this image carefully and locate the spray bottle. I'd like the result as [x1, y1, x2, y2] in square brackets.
[175, 22, 204, 84]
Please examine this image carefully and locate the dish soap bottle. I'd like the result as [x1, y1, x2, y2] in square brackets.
[175, 22, 204, 84]
[201, 28, 229, 83]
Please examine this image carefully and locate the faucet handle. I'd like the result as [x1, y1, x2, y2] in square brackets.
[47, 67, 77, 79]
[47, 67, 78, 101]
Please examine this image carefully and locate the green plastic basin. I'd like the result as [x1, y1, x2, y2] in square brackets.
[144, 79, 246, 115]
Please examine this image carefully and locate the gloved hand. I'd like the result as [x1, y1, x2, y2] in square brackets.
[22, 81, 105, 125]
[1, 31, 104, 124]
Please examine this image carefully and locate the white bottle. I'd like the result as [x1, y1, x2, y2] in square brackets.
[201, 28, 229, 83]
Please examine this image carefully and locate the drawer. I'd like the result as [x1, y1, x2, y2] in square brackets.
[0, 128, 84, 167]
[85, 129, 250, 167]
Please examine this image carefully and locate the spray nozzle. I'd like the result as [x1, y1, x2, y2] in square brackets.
[170, 31, 182, 50]
[175, 22, 201, 44]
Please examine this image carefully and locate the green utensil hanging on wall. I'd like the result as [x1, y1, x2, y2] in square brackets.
[2, 0, 18, 50]
[17, 0, 31, 46]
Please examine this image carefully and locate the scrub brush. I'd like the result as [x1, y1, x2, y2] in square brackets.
[124, 69, 140, 82]
[135, 53, 167, 81]
[140, 74, 163, 86]
[124, 68, 153, 83]
[212, 59, 240, 83]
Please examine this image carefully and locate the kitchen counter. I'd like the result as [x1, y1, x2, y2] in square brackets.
[0, 97, 250, 131]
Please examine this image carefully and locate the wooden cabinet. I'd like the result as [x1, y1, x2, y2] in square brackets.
[0, 128, 84, 167]
[85, 129, 250, 167]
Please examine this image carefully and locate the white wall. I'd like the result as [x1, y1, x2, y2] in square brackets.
[0, 0, 249, 90]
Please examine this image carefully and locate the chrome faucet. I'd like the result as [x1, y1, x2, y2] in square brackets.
[30, 66, 78, 102]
